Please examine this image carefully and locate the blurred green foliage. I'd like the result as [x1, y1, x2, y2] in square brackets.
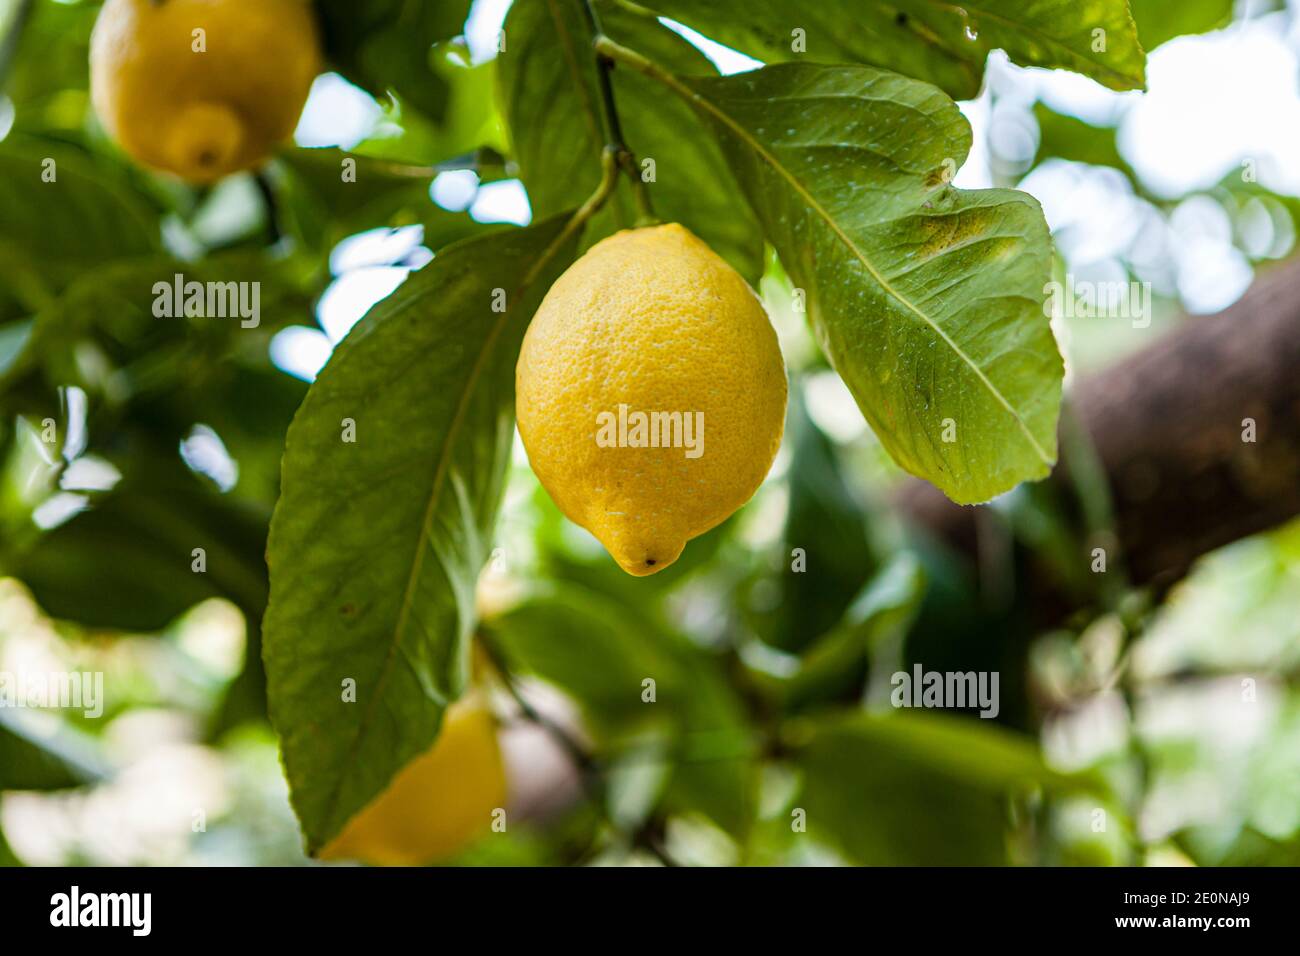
[0, 0, 1295, 868]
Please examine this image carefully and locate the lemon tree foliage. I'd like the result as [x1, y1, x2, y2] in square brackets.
[315, 0, 473, 122]
[263, 219, 577, 851]
[13, 456, 269, 632]
[1128, 0, 1234, 51]
[797, 711, 1103, 864]
[2, 0, 1227, 866]
[487, 580, 757, 835]
[0, 710, 109, 791]
[641, 0, 1146, 98]
[270, 0, 1065, 848]
[600, 52, 1061, 502]
[755, 394, 880, 654]
[0, 138, 158, 307]
[498, 0, 763, 280]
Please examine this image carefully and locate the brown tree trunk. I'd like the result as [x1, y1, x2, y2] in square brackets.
[898, 256, 1300, 591]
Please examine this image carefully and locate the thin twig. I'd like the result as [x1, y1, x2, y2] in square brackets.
[576, 0, 658, 224]
[253, 171, 283, 247]
[477, 627, 690, 865]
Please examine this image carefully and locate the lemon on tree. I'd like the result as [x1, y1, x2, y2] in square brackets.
[517, 223, 787, 576]
[319, 695, 506, 866]
[90, 0, 321, 183]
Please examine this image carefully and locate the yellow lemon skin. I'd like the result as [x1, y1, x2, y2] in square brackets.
[319, 697, 506, 866]
[90, 0, 321, 183]
[516, 223, 787, 576]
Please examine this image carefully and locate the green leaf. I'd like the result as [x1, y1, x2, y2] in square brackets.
[498, 0, 763, 280]
[644, 0, 1146, 97]
[353, 44, 508, 166]
[0, 823, 19, 865]
[795, 710, 1096, 864]
[0, 319, 32, 379]
[0, 709, 109, 791]
[934, 0, 1145, 90]
[0, 137, 158, 310]
[1, 0, 96, 127]
[5, 453, 269, 632]
[1034, 104, 1133, 177]
[488, 583, 679, 725]
[779, 552, 926, 710]
[754, 391, 877, 653]
[263, 215, 578, 853]
[616, 55, 1062, 503]
[315, 0, 473, 121]
[1129, 0, 1233, 51]
[0, 0, 35, 91]
[276, 147, 487, 258]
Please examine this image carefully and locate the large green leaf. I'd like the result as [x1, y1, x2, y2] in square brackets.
[498, 0, 763, 279]
[607, 53, 1062, 503]
[796, 710, 1097, 864]
[263, 216, 578, 853]
[643, 0, 1145, 98]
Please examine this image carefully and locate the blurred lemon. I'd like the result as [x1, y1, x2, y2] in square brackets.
[90, 0, 321, 183]
[320, 695, 505, 866]
[516, 223, 787, 575]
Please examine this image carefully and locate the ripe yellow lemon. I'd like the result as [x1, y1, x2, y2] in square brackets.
[516, 223, 787, 576]
[319, 696, 506, 866]
[90, 0, 321, 183]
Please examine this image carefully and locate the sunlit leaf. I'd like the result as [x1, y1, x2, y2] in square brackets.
[643, 0, 1146, 97]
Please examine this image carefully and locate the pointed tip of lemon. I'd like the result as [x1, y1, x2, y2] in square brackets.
[165, 102, 246, 182]
[607, 535, 687, 577]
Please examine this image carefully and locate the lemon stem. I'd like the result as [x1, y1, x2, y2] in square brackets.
[578, 0, 659, 226]
[594, 35, 682, 98]
[522, 146, 621, 287]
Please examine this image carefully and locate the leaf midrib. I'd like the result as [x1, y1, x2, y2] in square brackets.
[679, 73, 1052, 466]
